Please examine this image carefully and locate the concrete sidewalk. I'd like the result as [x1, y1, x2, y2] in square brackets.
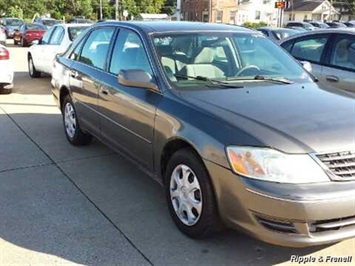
[0, 95, 151, 265]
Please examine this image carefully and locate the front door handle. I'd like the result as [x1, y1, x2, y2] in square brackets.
[70, 70, 78, 79]
[326, 75, 339, 82]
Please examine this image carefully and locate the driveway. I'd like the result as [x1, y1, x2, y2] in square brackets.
[1, 40, 354, 265]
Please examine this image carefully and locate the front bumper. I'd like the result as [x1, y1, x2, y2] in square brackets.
[205, 160, 355, 247]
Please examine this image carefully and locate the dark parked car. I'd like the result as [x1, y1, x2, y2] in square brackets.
[309, 21, 330, 29]
[257, 27, 299, 42]
[325, 21, 347, 28]
[280, 29, 355, 92]
[285, 21, 316, 31]
[68, 17, 93, 24]
[13, 23, 46, 46]
[344, 21, 355, 27]
[34, 17, 61, 29]
[1, 17, 24, 38]
[51, 21, 355, 247]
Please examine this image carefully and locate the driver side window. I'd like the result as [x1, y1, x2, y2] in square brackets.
[109, 29, 153, 76]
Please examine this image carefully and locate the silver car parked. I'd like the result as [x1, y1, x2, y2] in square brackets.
[280, 29, 355, 92]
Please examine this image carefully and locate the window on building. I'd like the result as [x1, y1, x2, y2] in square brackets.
[229, 11, 235, 24]
[289, 14, 293, 21]
[255, 11, 261, 20]
[216, 11, 223, 23]
[304, 15, 308, 20]
[202, 11, 209, 22]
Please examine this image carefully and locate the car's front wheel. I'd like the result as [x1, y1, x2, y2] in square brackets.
[28, 55, 41, 78]
[62, 95, 92, 146]
[165, 148, 221, 238]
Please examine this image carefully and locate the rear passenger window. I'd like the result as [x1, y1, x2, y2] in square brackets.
[289, 36, 329, 63]
[79, 28, 115, 70]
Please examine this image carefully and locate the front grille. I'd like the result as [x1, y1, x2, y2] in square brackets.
[255, 215, 297, 234]
[316, 151, 355, 180]
[310, 215, 355, 233]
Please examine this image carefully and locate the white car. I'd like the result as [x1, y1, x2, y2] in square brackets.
[0, 26, 6, 45]
[0, 44, 14, 94]
[28, 23, 91, 78]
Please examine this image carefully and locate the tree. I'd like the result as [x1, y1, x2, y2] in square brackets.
[7, 5, 23, 18]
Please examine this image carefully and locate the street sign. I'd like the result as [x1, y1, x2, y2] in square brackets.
[275, 1, 286, 9]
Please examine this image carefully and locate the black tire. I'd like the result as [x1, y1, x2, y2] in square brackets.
[165, 148, 221, 238]
[0, 85, 12, 94]
[62, 95, 92, 146]
[21, 38, 26, 47]
[28, 55, 41, 78]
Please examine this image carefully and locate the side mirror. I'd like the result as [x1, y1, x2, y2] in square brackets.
[118, 69, 159, 91]
[300, 61, 312, 72]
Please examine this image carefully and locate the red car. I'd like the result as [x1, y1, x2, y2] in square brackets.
[13, 23, 46, 47]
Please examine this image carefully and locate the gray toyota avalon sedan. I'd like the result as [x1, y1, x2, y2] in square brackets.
[50, 21, 355, 247]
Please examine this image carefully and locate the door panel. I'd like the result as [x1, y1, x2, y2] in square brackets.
[31, 26, 55, 71]
[98, 28, 161, 170]
[99, 74, 161, 170]
[69, 62, 102, 137]
[322, 65, 355, 92]
[322, 34, 355, 92]
[68, 27, 116, 137]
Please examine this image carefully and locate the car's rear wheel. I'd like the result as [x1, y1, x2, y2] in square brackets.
[28, 55, 41, 78]
[62, 95, 92, 146]
[21, 38, 26, 47]
[165, 148, 221, 238]
[0, 84, 12, 94]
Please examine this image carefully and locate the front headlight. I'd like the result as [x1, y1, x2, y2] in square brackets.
[226, 146, 329, 183]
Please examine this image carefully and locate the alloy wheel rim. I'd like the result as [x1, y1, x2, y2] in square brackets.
[64, 102, 76, 138]
[170, 164, 202, 226]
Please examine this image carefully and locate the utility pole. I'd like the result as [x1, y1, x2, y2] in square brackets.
[115, 0, 119, 20]
[176, 0, 181, 21]
[100, 0, 103, 20]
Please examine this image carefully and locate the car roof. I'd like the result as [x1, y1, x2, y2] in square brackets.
[53, 23, 93, 29]
[95, 21, 252, 34]
[279, 28, 355, 44]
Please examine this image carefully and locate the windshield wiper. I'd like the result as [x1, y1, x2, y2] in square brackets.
[175, 74, 244, 88]
[227, 75, 294, 84]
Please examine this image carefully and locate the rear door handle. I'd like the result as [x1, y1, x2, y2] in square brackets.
[326, 75, 339, 82]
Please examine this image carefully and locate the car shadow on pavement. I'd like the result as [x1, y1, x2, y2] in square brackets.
[0, 111, 343, 265]
[11, 71, 52, 96]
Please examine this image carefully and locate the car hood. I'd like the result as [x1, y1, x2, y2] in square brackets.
[177, 82, 355, 154]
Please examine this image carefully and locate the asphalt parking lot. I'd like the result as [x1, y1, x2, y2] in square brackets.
[1, 39, 354, 265]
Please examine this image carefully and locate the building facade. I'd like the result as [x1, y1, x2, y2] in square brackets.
[180, 0, 348, 25]
[181, 0, 279, 25]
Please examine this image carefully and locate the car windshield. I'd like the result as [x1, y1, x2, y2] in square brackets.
[6, 19, 23, 26]
[42, 19, 60, 27]
[68, 26, 89, 41]
[152, 32, 312, 89]
[27, 24, 46, 30]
